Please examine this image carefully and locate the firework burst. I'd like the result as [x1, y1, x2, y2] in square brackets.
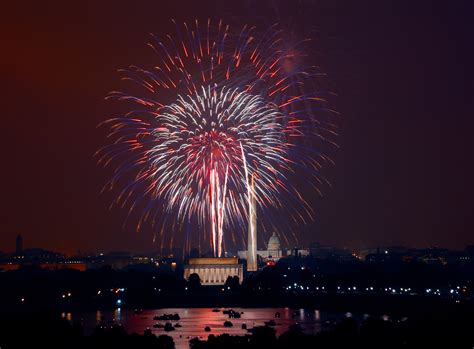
[97, 19, 337, 256]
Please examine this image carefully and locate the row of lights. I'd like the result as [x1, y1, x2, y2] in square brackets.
[286, 283, 326, 291]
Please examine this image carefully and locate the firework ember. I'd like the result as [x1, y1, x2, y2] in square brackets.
[97, 19, 336, 256]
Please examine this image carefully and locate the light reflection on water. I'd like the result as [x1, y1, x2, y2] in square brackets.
[69, 308, 354, 349]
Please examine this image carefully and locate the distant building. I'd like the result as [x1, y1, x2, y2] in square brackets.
[288, 247, 310, 257]
[238, 232, 284, 262]
[366, 251, 403, 263]
[310, 243, 339, 259]
[86, 251, 133, 270]
[183, 257, 243, 286]
[39, 262, 87, 271]
[160, 248, 185, 261]
[356, 247, 379, 260]
[21, 248, 63, 261]
[309, 243, 355, 261]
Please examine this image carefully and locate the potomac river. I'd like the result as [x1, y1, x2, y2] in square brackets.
[63, 307, 381, 349]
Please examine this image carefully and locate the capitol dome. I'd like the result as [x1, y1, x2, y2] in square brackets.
[267, 232, 281, 251]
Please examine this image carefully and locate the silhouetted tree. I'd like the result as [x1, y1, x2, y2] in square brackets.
[188, 273, 201, 290]
[224, 275, 240, 290]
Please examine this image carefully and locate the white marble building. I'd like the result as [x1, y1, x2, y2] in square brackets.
[183, 257, 243, 286]
[238, 232, 284, 262]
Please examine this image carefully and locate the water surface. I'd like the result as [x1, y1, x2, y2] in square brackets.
[66, 308, 362, 349]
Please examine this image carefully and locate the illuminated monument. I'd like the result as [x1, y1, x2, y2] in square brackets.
[183, 176, 257, 283]
[238, 178, 284, 264]
[238, 176, 288, 270]
[183, 257, 243, 286]
[238, 232, 283, 263]
[247, 176, 258, 271]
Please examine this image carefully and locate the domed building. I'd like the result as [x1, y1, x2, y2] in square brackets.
[267, 233, 281, 252]
[238, 232, 284, 262]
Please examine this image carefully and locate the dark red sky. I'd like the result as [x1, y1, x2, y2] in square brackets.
[1, 0, 473, 255]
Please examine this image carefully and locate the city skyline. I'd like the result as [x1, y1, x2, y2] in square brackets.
[2, 231, 474, 257]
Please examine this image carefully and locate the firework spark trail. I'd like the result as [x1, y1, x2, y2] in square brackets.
[97, 19, 337, 256]
[208, 163, 228, 256]
[218, 164, 229, 257]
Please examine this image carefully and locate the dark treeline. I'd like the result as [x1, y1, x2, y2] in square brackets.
[0, 256, 473, 314]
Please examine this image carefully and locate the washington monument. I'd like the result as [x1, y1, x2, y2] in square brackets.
[247, 175, 257, 271]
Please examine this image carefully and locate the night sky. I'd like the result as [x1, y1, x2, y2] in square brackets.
[1, 0, 473, 255]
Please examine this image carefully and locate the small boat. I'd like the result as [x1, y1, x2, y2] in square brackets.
[230, 311, 241, 318]
[224, 309, 241, 318]
[174, 323, 182, 328]
[154, 313, 180, 321]
[241, 323, 247, 330]
[204, 326, 211, 332]
[224, 320, 233, 327]
[153, 323, 164, 328]
[264, 320, 276, 326]
[164, 322, 175, 332]
[212, 309, 220, 312]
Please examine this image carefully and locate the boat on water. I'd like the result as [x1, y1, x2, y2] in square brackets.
[223, 320, 233, 327]
[223, 309, 241, 318]
[204, 326, 211, 332]
[164, 322, 175, 331]
[264, 320, 277, 326]
[153, 323, 164, 328]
